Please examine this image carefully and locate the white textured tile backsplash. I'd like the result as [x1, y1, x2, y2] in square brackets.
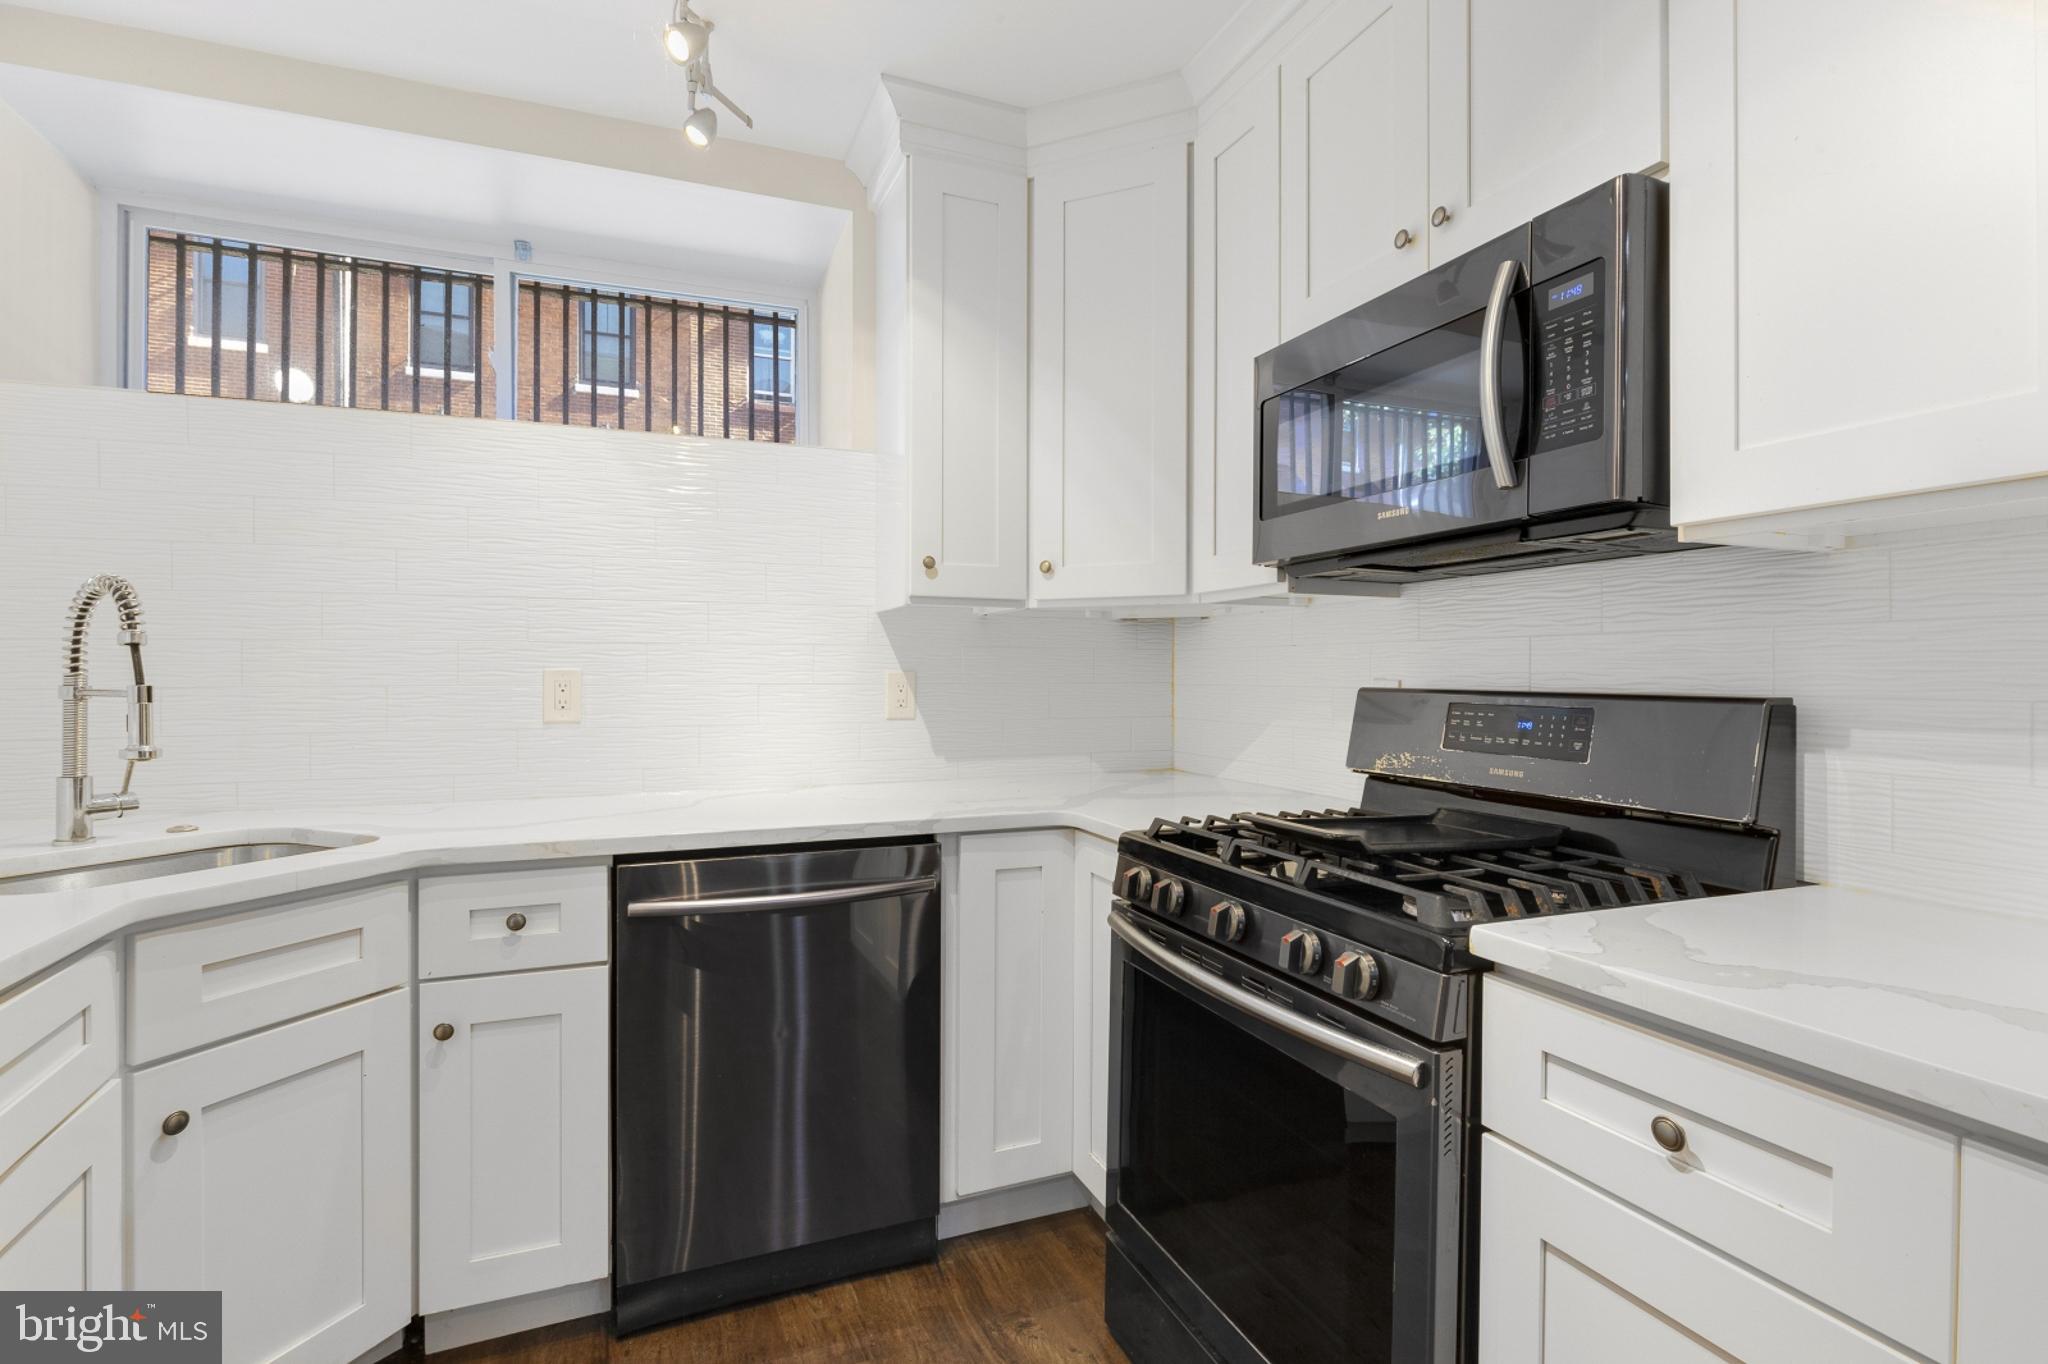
[1173, 531, 2048, 918]
[0, 384, 1172, 817]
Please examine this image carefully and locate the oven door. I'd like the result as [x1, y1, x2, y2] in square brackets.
[1253, 230, 1532, 569]
[1104, 908, 1465, 1364]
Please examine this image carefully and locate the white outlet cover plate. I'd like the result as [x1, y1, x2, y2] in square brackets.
[543, 668, 583, 723]
[885, 670, 916, 720]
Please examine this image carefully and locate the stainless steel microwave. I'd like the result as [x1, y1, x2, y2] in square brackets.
[1254, 175, 1681, 590]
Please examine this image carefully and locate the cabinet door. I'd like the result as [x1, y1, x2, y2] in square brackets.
[1029, 143, 1188, 602]
[1480, 1136, 1915, 1364]
[1957, 1140, 2048, 1360]
[1671, 0, 2048, 530]
[418, 966, 609, 1314]
[907, 155, 1028, 604]
[1277, 0, 1429, 337]
[948, 831, 1074, 1197]
[0, 1080, 122, 1289]
[1068, 835, 1116, 1205]
[1426, 0, 1665, 258]
[132, 990, 410, 1364]
[1191, 72, 1284, 596]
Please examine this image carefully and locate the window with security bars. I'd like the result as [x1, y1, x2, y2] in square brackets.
[144, 229, 495, 417]
[517, 280, 797, 441]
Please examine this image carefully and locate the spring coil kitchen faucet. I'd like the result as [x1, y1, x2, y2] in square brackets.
[56, 574, 159, 843]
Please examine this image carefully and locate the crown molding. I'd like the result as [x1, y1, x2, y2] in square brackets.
[1181, 0, 1311, 110]
[844, 75, 1028, 203]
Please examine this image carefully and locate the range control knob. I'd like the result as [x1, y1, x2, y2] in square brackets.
[1331, 951, 1382, 1001]
[1204, 900, 1246, 943]
[1117, 866, 1154, 904]
[1279, 928, 1323, 975]
[1150, 878, 1186, 917]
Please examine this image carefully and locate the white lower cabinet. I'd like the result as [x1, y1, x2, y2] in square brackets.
[1957, 1139, 2048, 1360]
[948, 831, 1075, 1197]
[0, 1080, 123, 1289]
[1069, 835, 1116, 1205]
[1480, 1135, 1914, 1364]
[131, 989, 412, 1364]
[418, 965, 609, 1313]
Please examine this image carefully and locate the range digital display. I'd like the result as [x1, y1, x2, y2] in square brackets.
[1444, 702, 1594, 763]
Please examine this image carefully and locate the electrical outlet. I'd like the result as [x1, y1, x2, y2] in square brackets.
[885, 670, 916, 720]
[543, 668, 583, 724]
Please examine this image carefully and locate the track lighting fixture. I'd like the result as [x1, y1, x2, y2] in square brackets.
[662, 1, 753, 149]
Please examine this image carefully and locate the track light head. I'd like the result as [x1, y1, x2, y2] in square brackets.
[662, 17, 708, 64]
[683, 104, 718, 147]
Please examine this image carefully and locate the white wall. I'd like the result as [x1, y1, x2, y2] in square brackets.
[1174, 537, 2048, 918]
[0, 94, 95, 386]
[0, 383, 1169, 818]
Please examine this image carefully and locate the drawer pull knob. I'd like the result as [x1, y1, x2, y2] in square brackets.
[1431, 204, 1453, 227]
[432, 1022, 455, 1042]
[505, 912, 528, 932]
[161, 1110, 189, 1137]
[1393, 227, 1415, 250]
[1650, 1114, 1687, 1153]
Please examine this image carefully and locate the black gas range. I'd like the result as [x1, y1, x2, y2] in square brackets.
[1102, 689, 1796, 1364]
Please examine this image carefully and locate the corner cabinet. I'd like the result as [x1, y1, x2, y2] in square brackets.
[1671, 0, 2048, 545]
[873, 151, 1030, 608]
[130, 989, 413, 1364]
[946, 831, 1075, 1197]
[1028, 140, 1189, 603]
[0, 1082, 123, 1289]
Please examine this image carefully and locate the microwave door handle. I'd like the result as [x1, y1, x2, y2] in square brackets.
[1479, 258, 1524, 490]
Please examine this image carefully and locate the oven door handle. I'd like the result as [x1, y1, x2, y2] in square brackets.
[1479, 257, 1524, 491]
[1109, 912, 1427, 1088]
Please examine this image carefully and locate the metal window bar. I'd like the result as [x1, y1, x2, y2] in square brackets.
[513, 280, 795, 442]
[143, 231, 490, 418]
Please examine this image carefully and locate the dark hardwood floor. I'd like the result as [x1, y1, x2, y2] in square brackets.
[413, 1211, 1129, 1364]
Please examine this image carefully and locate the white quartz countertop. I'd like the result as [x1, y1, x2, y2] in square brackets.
[1471, 885, 2048, 1152]
[0, 772, 1324, 992]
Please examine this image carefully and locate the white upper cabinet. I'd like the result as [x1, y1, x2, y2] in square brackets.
[1191, 73, 1284, 597]
[1425, 0, 1666, 257]
[1671, 0, 2048, 541]
[1277, 0, 1430, 337]
[1029, 141, 1188, 602]
[904, 156, 1030, 604]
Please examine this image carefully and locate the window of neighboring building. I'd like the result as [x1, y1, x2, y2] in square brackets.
[144, 228, 494, 416]
[413, 274, 478, 376]
[578, 297, 636, 391]
[751, 321, 795, 404]
[517, 279, 797, 441]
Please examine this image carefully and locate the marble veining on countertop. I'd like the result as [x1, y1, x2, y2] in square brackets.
[1472, 884, 2048, 1152]
[0, 772, 1321, 992]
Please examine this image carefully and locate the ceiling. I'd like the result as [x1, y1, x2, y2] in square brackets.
[5, 0, 1243, 161]
[0, 65, 852, 292]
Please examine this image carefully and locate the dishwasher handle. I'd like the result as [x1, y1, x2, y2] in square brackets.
[626, 875, 939, 917]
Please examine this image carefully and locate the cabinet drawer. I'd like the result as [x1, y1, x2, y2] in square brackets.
[1480, 1135, 1915, 1364]
[129, 882, 410, 1064]
[418, 866, 607, 979]
[0, 947, 117, 1176]
[1483, 977, 1957, 1361]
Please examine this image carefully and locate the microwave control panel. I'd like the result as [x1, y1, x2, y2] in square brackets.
[1534, 260, 1606, 451]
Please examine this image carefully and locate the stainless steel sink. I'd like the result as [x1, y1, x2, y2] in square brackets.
[0, 841, 342, 896]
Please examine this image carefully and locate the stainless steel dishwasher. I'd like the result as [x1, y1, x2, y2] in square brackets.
[611, 840, 941, 1334]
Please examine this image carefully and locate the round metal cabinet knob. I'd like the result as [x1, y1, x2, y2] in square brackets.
[921, 555, 938, 577]
[1393, 227, 1415, 250]
[505, 912, 528, 933]
[432, 1022, 455, 1043]
[1431, 204, 1453, 227]
[1039, 560, 1054, 576]
[1650, 1114, 1688, 1153]
[160, 1110, 189, 1137]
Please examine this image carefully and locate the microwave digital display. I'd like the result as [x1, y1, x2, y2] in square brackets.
[1546, 271, 1596, 310]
